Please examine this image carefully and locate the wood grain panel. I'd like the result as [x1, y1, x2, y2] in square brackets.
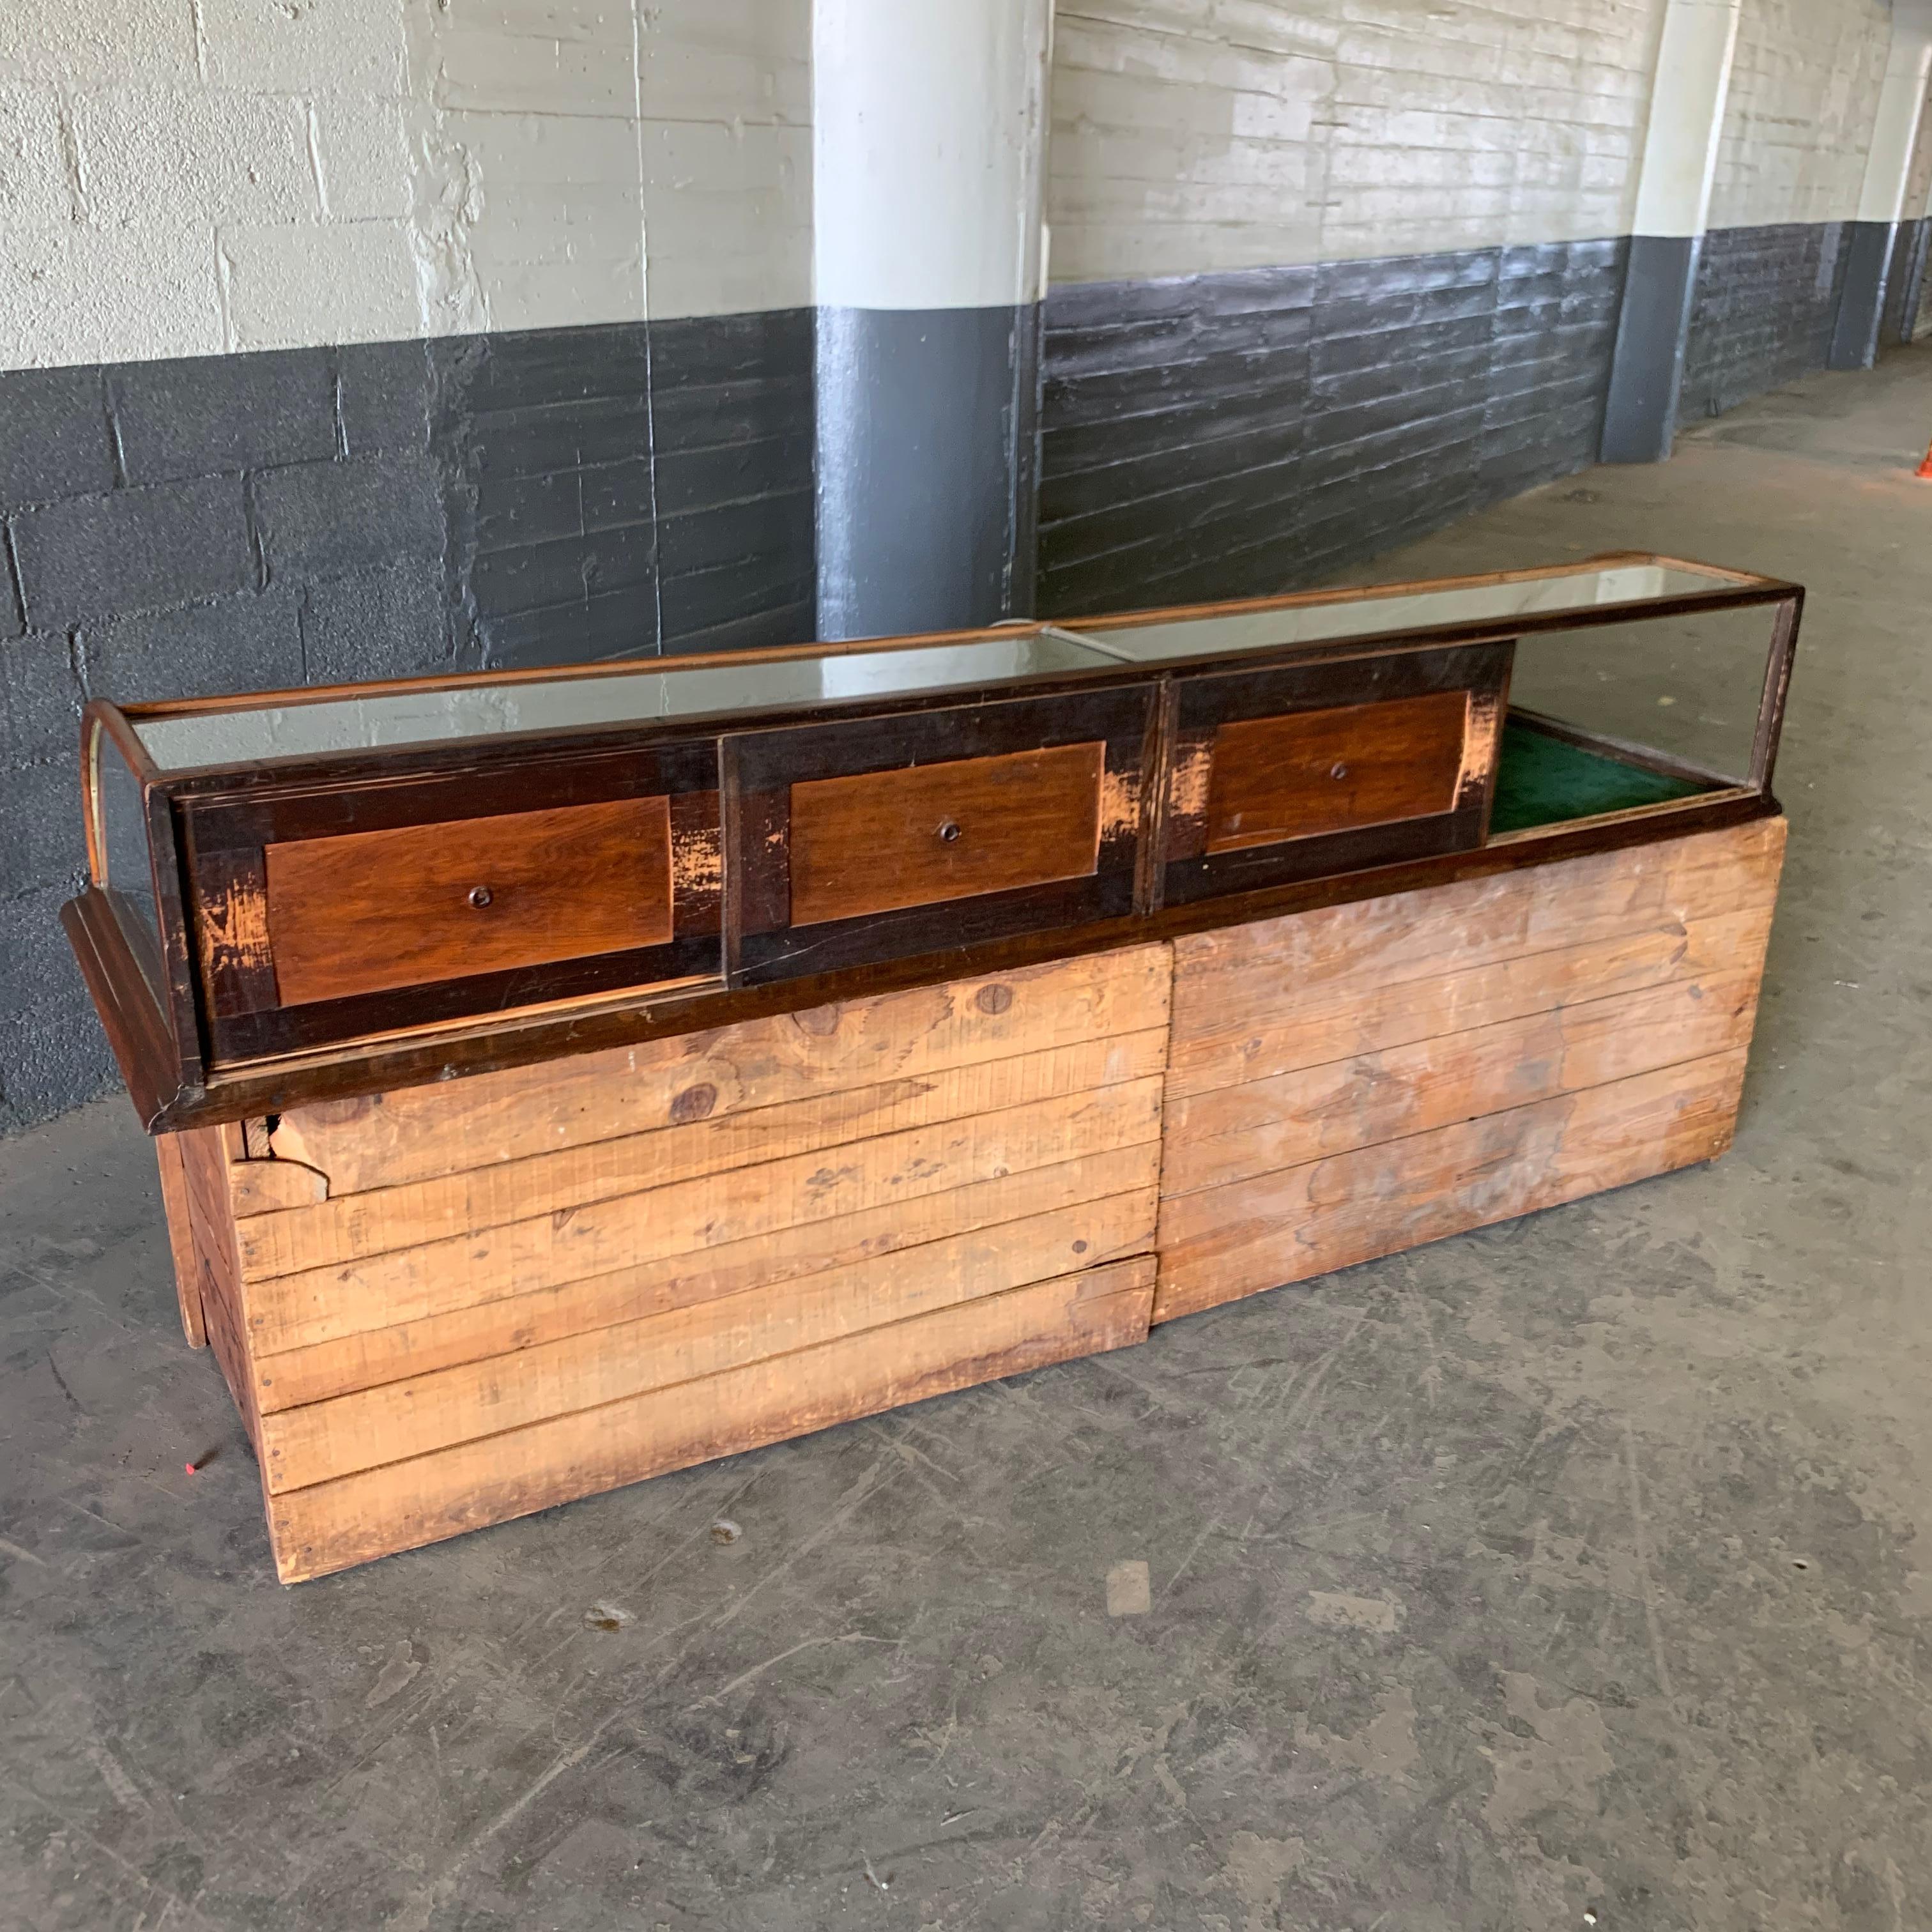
[1154, 1050, 1749, 1321]
[788, 742, 1104, 927]
[264, 795, 676, 1006]
[1161, 967, 1765, 1197]
[254, 1176, 1160, 1411]
[269, 943, 1174, 1195]
[266, 1259, 1156, 1583]
[1204, 691, 1468, 853]
[261, 1197, 1158, 1489]
[245, 1029, 1169, 1278]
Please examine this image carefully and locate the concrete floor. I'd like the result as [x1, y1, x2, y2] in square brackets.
[4, 349, 1932, 1932]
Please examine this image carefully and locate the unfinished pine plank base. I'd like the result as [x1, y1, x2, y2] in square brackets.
[171, 947, 1169, 1583]
[156, 822, 1784, 1582]
[1154, 816, 1787, 1322]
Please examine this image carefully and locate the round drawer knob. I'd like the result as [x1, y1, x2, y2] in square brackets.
[1330, 762, 1349, 781]
[468, 885, 494, 909]
[937, 819, 962, 843]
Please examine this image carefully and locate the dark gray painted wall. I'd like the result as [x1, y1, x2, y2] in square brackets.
[447, 310, 815, 668]
[1035, 238, 1627, 617]
[1, 347, 459, 1133]
[1678, 221, 1851, 424]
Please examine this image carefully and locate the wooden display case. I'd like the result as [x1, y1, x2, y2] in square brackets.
[63, 553, 1800, 1581]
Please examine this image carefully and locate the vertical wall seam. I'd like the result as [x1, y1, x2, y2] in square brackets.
[631, 0, 664, 658]
[2, 525, 29, 635]
[100, 369, 128, 492]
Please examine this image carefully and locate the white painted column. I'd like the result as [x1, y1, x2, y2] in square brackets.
[1600, 0, 1742, 463]
[1830, 5, 1932, 368]
[811, 0, 1053, 645]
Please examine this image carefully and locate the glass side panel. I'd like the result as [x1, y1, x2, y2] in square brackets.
[1064, 563, 1736, 661]
[1506, 602, 1771, 784]
[131, 631, 1119, 772]
[94, 725, 165, 992]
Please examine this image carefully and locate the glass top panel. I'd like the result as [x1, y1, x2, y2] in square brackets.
[1064, 563, 1735, 661]
[132, 631, 1117, 772]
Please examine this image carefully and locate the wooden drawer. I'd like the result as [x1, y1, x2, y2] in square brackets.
[181, 741, 723, 1062]
[1205, 690, 1470, 854]
[1162, 642, 1511, 907]
[790, 742, 1105, 927]
[728, 686, 1156, 983]
[265, 795, 675, 1006]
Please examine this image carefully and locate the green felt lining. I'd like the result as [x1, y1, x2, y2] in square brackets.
[1489, 719, 1708, 834]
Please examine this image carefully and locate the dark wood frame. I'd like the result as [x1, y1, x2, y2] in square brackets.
[726, 680, 1158, 985]
[1158, 640, 1512, 907]
[63, 551, 1802, 1131]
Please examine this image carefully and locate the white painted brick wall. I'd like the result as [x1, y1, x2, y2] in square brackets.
[0, 0, 809, 370]
[1705, 0, 1891, 230]
[1906, 92, 1932, 225]
[1048, 0, 1672, 280]
[638, 0, 811, 319]
[0, 0, 1910, 364]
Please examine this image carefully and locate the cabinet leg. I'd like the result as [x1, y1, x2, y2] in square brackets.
[154, 1136, 208, 1349]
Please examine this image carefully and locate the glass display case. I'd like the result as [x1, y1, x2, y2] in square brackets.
[66, 551, 1800, 1128]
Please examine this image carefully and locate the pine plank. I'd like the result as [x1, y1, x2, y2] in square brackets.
[153, 1136, 207, 1349]
[261, 1191, 1156, 1490]
[252, 1147, 1161, 1393]
[1161, 965, 1766, 1198]
[229, 1158, 330, 1217]
[1154, 1048, 1749, 1322]
[269, 943, 1173, 1195]
[243, 1082, 1165, 1349]
[266, 1258, 1158, 1583]
[1170, 817, 1784, 1023]
[174, 1126, 263, 1448]
[1166, 901, 1773, 1100]
[241, 1029, 1168, 1278]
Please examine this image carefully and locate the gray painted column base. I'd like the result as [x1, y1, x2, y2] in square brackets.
[1830, 220, 1898, 370]
[1600, 234, 1699, 464]
[815, 303, 1039, 641]
[1893, 217, 1932, 346]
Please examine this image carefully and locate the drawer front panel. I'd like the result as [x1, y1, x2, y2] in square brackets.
[266, 795, 674, 1006]
[790, 742, 1104, 927]
[1205, 690, 1470, 854]
[182, 739, 722, 1064]
[1163, 641, 1511, 908]
[730, 685, 1156, 985]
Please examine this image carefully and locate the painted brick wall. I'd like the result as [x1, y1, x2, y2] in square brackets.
[1677, 222, 1852, 423]
[448, 311, 814, 668]
[0, 1, 421, 364]
[1038, 238, 1626, 615]
[0, 0, 1918, 1132]
[1670, 1, 1896, 423]
[1705, 0, 1892, 232]
[1046, 0, 1669, 282]
[1038, 0, 1664, 619]
[0, 346, 454, 1128]
[0, 0, 812, 364]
